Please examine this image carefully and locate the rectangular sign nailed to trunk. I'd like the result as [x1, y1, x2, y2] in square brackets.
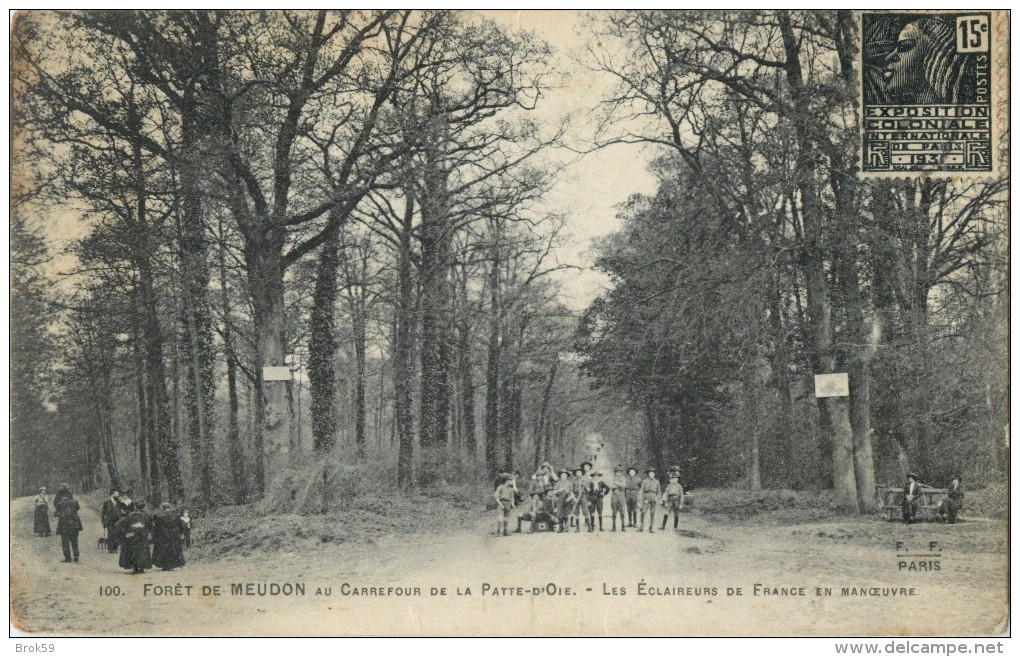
[262, 366, 292, 381]
[814, 373, 850, 398]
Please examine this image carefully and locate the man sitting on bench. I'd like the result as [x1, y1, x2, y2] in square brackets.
[902, 473, 923, 524]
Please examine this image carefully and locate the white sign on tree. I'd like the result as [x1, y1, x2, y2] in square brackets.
[262, 366, 292, 382]
[814, 373, 849, 398]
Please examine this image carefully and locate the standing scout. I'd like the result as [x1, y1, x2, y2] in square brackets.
[587, 471, 610, 532]
[661, 473, 685, 531]
[524, 472, 548, 533]
[610, 466, 628, 532]
[570, 467, 590, 532]
[639, 468, 661, 533]
[625, 467, 641, 528]
[493, 473, 516, 537]
[552, 468, 575, 532]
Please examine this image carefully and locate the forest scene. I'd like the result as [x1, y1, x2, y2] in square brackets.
[9, 10, 1009, 637]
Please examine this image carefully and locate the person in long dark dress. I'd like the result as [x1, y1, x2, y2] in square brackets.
[115, 501, 152, 574]
[33, 487, 51, 536]
[151, 502, 185, 571]
[55, 490, 83, 563]
[939, 475, 965, 524]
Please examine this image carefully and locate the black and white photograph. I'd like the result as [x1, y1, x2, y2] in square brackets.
[8, 9, 1010, 639]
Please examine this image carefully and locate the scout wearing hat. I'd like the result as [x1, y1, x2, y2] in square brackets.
[639, 469, 661, 533]
[551, 468, 575, 532]
[609, 466, 628, 532]
[660, 472, 685, 531]
[902, 473, 923, 524]
[587, 471, 610, 532]
[570, 467, 591, 532]
[493, 473, 516, 537]
[524, 471, 551, 534]
[101, 488, 123, 553]
[625, 467, 641, 527]
[540, 462, 559, 515]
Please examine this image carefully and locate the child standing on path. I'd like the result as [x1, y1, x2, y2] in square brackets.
[639, 469, 660, 533]
[610, 466, 628, 532]
[625, 467, 641, 527]
[493, 474, 516, 537]
[660, 473, 685, 530]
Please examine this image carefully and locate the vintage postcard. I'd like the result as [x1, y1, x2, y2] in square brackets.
[9, 9, 1010, 638]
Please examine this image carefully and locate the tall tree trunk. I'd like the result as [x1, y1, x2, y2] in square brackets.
[138, 264, 184, 503]
[244, 228, 291, 495]
[177, 102, 216, 507]
[768, 271, 796, 487]
[745, 373, 763, 491]
[394, 192, 417, 489]
[533, 355, 559, 471]
[218, 216, 248, 504]
[834, 8, 877, 512]
[778, 11, 857, 508]
[418, 150, 452, 453]
[831, 164, 878, 513]
[454, 265, 476, 460]
[132, 314, 149, 494]
[309, 223, 341, 453]
[352, 295, 368, 457]
[484, 230, 501, 476]
[127, 112, 181, 503]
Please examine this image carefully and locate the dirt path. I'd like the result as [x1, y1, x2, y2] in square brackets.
[10, 496, 1007, 636]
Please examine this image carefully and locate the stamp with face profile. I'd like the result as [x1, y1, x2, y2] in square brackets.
[860, 11, 999, 176]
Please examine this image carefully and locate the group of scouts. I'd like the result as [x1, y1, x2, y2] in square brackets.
[493, 461, 685, 537]
[99, 487, 191, 573]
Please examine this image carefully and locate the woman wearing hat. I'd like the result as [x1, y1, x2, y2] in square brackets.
[115, 500, 153, 573]
[939, 475, 965, 524]
[639, 469, 661, 533]
[33, 487, 51, 537]
[902, 473, 923, 524]
[151, 502, 186, 571]
[101, 488, 122, 553]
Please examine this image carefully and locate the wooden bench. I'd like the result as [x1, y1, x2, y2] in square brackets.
[877, 485, 948, 522]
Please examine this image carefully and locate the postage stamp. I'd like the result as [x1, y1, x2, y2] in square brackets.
[859, 11, 1005, 177]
